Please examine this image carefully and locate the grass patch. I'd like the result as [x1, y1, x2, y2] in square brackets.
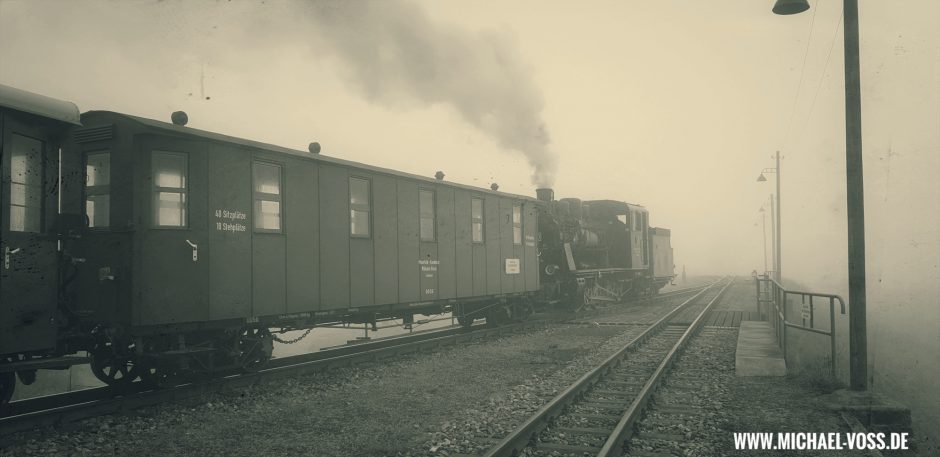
[788, 358, 845, 394]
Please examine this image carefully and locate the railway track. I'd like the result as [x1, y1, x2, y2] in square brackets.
[0, 320, 541, 438]
[478, 277, 734, 457]
[0, 283, 714, 441]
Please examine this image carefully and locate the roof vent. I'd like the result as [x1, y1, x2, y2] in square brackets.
[308, 142, 321, 154]
[490, 183, 499, 191]
[435, 171, 445, 181]
[171, 111, 188, 126]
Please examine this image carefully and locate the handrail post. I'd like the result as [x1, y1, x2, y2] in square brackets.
[809, 295, 815, 329]
[830, 297, 837, 378]
[755, 277, 760, 316]
[781, 289, 787, 360]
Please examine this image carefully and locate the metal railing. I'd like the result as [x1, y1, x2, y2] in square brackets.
[755, 275, 846, 377]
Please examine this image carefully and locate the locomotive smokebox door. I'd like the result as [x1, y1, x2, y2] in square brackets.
[0, 117, 60, 354]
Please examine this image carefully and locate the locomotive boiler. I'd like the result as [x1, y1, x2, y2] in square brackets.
[535, 188, 674, 310]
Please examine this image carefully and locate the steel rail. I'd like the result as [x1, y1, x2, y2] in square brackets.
[0, 320, 542, 438]
[2, 321, 485, 420]
[481, 276, 728, 457]
[0, 283, 714, 440]
[597, 278, 734, 456]
[573, 282, 716, 322]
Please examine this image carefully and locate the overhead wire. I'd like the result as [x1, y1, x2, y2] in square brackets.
[796, 6, 844, 144]
[781, 3, 820, 152]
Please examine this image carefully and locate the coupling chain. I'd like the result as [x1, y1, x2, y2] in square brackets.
[272, 328, 313, 345]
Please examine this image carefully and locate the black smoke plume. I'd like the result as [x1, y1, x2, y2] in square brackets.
[306, 0, 557, 187]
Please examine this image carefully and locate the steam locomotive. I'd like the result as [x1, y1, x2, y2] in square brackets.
[0, 84, 673, 409]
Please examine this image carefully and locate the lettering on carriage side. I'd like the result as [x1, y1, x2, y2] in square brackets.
[419, 259, 440, 277]
[505, 258, 521, 274]
[418, 259, 440, 273]
[213, 208, 247, 233]
[419, 259, 439, 294]
[278, 312, 311, 320]
[215, 209, 247, 220]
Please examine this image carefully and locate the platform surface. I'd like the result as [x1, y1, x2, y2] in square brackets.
[735, 320, 787, 376]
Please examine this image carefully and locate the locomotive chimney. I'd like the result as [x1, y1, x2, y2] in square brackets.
[536, 188, 554, 202]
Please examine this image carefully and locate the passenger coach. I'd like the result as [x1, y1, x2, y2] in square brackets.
[1, 84, 85, 404]
[61, 111, 541, 384]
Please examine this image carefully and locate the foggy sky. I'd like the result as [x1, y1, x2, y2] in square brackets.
[2, 0, 939, 443]
[0, 0, 936, 289]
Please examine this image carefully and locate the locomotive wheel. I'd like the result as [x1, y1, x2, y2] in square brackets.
[90, 342, 140, 387]
[0, 372, 14, 409]
[237, 327, 273, 372]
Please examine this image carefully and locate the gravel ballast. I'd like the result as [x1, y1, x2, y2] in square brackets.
[633, 308, 878, 455]
[1, 322, 646, 457]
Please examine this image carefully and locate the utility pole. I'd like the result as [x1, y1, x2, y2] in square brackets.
[761, 209, 768, 274]
[844, 0, 867, 391]
[769, 194, 776, 280]
[771, 0, 868, 392]
[775, 151, 782, 284]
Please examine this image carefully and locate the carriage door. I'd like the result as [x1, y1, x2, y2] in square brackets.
[139, 144, 209, 325]
[0, 118, 58, 353]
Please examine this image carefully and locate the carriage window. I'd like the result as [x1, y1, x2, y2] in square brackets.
[349, 177, 370, 237]
[85, 152, 110, 229]
[253, 162, 282, 232]
[8, 134, 43, 232]
[419, 189, 435, 241]
[152, 152, 187, 227]
[512, 204, 522, 245]
[471, 198, 484, 243]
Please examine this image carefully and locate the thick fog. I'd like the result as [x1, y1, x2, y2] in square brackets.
[2, 0, 937, 442]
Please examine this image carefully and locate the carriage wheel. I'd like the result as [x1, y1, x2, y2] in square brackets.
[0, 372, 15, 412]
[515, 300, 534, 320]
[457, 315, 475, 328]
[139, 363, 182, 389]
[486, 305, 513, 327]
[237, 327, 273, 372]
[90, 341, 141, 388]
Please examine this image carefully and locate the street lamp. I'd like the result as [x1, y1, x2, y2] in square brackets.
[759, 206, 768, 274]
[773, 0, 868, 391]
[757, 151, 781, 283]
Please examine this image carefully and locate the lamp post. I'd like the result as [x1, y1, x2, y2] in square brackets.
[769, 195, 776, 277]
[773, 0, 868, 391]
[759, 206, 768, 274]
[757, 150, 781, 283]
